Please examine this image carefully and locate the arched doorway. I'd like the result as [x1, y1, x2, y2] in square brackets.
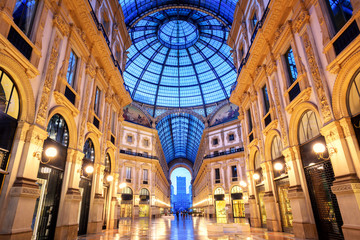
[271, 135, 293, 233]
[214, 187, 226, 218]
[170, 167, 192, 213]
[253, 151, 266, 228]
[298, 110, 344, 240]
[231, 186, 245, 218]
[32, 114, 69, 240]
[78, 138, 95, 235]
[139, 188, 150, 217]
[0, 69, 20, 193]
[102, 153, 112, 229]
[121, 187, 133, 218]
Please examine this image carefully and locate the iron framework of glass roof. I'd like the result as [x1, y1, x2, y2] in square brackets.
[156, 113, 205, 163]
[118, 0, 238, 28]
[123, 7, 237, 109]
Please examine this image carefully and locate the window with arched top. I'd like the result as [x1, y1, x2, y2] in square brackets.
[104, 153, 111, 173]
[140, 188, 149, 196]
[298, 111, 321, 144]
[214, 187, 225, 195]
[271, 135, 283, 160]
[231, 186, 242, 194]
[348, 71, 360, 117]
[47, 114, 69, 147]
[83, 139, 95, 162]
[0, 69, 20, 120]
[254, 151, 261, 170]
[122, 187, 133, 195]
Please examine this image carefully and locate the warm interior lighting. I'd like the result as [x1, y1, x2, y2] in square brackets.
[119, 182, 127, 189]
[193, 199, 207, 207]
[313, 143, 326, 154]
[45, 147, 57, 158]
[253, 173, 260, 180]
[274, 162, 284, 171]
[106, 175, 114, 182]
[85, 165, 94, 174]
[239, 180, 247, 187]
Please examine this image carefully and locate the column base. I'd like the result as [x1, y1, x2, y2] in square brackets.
[250, 218, 262, 228]
[266, 219, 282, 232]
[292, 222, 317, 239]
[0, 231, 32, 240]
[54, 224, 78, 240]
[342, 224, 360, 240]
[87, 221, 102, 234]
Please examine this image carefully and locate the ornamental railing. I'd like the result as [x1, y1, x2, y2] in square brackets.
[119, 149, 159, 160]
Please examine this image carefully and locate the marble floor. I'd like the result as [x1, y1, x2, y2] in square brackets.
[78, 216, 303, 240]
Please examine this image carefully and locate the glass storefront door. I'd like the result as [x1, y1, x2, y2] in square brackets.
[121, 203, 133, 218]
[139, 204, 149, 217]
[215, 200, 226, 218]
[256, 185, 267, 228]
[276, 178, 293, 233]
[232, 199, 245, 218]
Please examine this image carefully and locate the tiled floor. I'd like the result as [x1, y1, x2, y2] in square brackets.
[78, 217, 301, 240]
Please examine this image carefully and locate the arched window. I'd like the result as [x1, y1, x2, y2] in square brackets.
[0, 69, 20, 119]
[348, 71, 360, 117]
[140, 188, 149, 196]
[271, 135, 283, 160]
[104, 153, 111, 173]
[231, 186, 242, 194]
[214, 187, 225, 195]
[254, 151, 261, 170]
[122, 187, 133, 195]
[47, 114, 69, 147]
[298, 111, 321, 144]
[83, 139, 95, 161]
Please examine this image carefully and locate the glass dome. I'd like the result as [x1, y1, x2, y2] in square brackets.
[124, 8, 237, 108]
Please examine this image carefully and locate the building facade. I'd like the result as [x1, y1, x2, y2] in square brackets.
[229, 0, 360, 239]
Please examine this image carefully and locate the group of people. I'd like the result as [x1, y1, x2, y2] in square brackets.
[175, 211, 190, 218]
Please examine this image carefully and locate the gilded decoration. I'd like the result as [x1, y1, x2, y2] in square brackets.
[53, 14, 70, 36]
[36, 34, 61, 127]
[302, 32, 332, 123]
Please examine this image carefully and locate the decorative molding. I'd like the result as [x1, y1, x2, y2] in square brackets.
[302, 32, 332, 123]
[36, 34, 61, 127]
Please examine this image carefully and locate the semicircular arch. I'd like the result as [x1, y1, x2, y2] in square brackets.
[264, 129, 282, 161]
[83, 132, 101, 164]
[288, 102, 322, 146]
[0, 53, 36, 123]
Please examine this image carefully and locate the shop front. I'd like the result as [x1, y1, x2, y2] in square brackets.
[298, 111, 344, 240]
[271, 135, 293, 233]
[102, 153, 112, 229]
[78, 139, 95, 236]
[214, 187, 226, 218]
[231, 186, 245, 218]
[139, 188, 150, 217]
[121, 187, 133, 218]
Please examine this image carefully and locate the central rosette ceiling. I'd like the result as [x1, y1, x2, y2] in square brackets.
[124, 7, 236, 108]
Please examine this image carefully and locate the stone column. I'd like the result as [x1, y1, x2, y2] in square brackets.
[321, 120, 360, 239]
[262, 161, 281, 232]
[247, 170, 261, 227]
[0, 124, 47, 240]
[283, 147, 317, 239]
[54, 149, 84, 240]
[88, 163, 105, 234]
[109, 173, 119, 229]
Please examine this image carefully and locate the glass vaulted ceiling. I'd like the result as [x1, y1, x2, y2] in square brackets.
[156, 113, 205, 163]
[123, 7, 237, 108]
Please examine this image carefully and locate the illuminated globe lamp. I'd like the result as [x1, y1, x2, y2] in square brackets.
[312, 142, 336, 160]
[106, 175, 114, 182]
[253, 172, 260, 181]
[119, 182, 127, 189]
[45, 147, 57, 158]
[85, 165, 94, 174]
[239, 180, 247, 188]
